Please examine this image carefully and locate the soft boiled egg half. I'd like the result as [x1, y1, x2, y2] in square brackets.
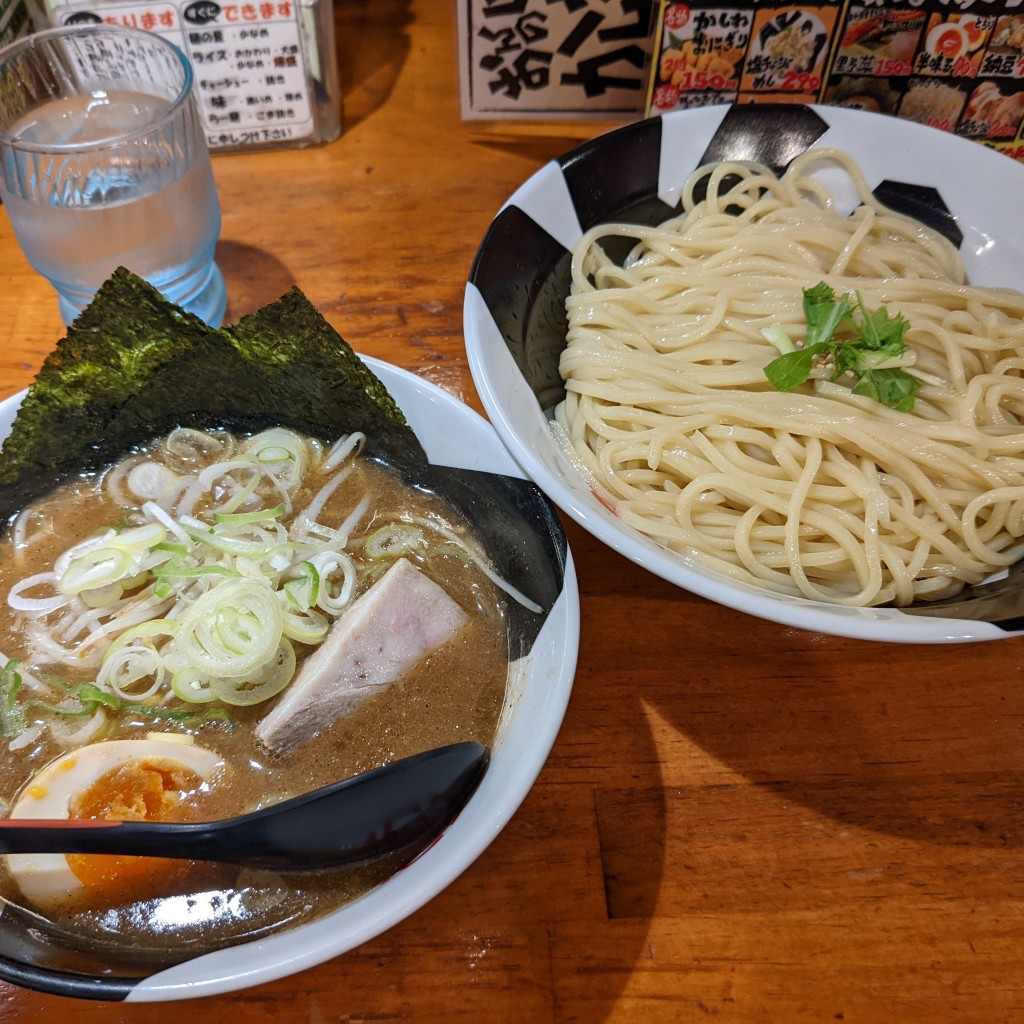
[6, 737, 223, 912]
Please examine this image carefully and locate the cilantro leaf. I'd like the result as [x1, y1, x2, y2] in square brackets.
[852, 369, 922, 412]
[764, 344, 825, 392]
[803, 283, 852, 347]
[851, 294, 908, 350]
[763, 282, 920, 411]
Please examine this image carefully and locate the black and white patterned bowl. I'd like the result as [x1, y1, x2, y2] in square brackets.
[0, 359, 579, 1000]
[464, 103, 1024, 643]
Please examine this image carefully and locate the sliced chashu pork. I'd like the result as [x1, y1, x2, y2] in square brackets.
[256, 557, 469, 754]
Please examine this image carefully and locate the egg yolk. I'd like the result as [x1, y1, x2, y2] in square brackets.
[934, 27, 965, 57]
[65, 758, 205, 902]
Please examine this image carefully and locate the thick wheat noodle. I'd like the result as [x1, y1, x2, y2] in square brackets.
[553, 148, 1024, 606]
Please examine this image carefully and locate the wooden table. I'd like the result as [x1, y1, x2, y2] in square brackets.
[3, 1, 1024, 1020]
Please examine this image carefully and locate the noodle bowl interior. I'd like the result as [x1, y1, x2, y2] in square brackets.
[0, 426, 508, 955]
[554, 148, 1024, 607]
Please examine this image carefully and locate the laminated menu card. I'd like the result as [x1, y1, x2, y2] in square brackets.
[39, 0, 341, 152]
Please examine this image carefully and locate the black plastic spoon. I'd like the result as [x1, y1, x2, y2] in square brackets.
[0, 741, 488, 872]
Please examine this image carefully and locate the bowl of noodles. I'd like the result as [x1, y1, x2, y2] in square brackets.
[0, 278, 579, 1000]
[464, 103, 1024, 643]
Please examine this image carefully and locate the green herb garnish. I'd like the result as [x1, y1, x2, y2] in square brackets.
[762, 282, 921, 412]
[0, 661, 232, 735]
[39, 676, 234, 726]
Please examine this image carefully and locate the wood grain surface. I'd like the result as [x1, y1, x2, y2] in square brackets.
[2, 1, 1024, 1020]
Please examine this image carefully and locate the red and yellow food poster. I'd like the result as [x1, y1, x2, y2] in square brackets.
[914, 13, 993, 78]
[739, 6, 840, 102]
[651, 4, 748, 110]
[646, 0, 1024, 163]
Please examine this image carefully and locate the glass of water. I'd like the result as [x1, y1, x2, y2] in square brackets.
[0, 25, 226, 326]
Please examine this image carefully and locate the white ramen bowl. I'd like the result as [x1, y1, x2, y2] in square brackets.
[0, 358, 580, 1000]
[464, 102, 1024, 644]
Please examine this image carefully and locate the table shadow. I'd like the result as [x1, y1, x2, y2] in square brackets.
[609, 551, 1024, 856]
[218, 240, 297, 321]
[335, 0, 412, 130]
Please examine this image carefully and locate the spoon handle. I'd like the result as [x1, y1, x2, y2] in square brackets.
[0, 817, 230, 860]
[0, 741, 489, 871]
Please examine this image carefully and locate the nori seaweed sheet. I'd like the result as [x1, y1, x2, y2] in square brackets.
[0, 269, 425, 522]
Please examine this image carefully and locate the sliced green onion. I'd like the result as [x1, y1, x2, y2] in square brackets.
[8, 572, 70, 614]
[143, 502, 194, 546]
[198, 458, 262, 515]
[180, 519, 280, 557]
[154, 560, 241, 581]
[184, 533, 272, 558]
[246, 429, 308, 485]
[310, 551, 356, 615]
[97, 646, 165, 701]
[171, 667, 220, 704]
[102, 619, 178, 664]
[79, 582, 125, 609]
[175, 579, 284, 679]
[283, 561, 320, 611]
[0, 662, 25, 738]
[266, 545, 297, 573]
[34, 679, 122, 715]
[108, 523, 167, 553]
[58, 546, 133, 596]
[209, 639, 296, 706]
[120, 569, 159, 591]
[365, 523, 425, 559]
[155, 541, 190, 556]
[165, 427, 230, 461]
[213, 504, 286, 526]
[9, 423, 405, 722]
[256, 447, 290, 463]
[19, 667, 231, 726]
[126, 704, 233, 726]
[281, 605, 329, 645]
[54, 530, 116, 576]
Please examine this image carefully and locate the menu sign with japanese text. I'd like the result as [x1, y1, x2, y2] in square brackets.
[49, 0, 327, 150]
[457, 0, 656, 119]
[647, 1, 1024, 162]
